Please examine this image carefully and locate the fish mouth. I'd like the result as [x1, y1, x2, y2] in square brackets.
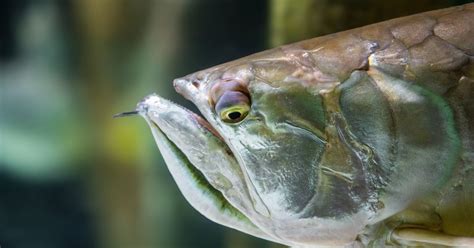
[138, 93, 224, 142]
[134, 93, 281, 243]
[136, 93, 237, 206]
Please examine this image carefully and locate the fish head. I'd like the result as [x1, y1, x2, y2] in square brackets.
[136, 42, 460, 245]
[136, 48, 377, 246]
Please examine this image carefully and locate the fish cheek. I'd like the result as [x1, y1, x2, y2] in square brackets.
[233, 121, 325, 217]
[228, 84, 327, 217]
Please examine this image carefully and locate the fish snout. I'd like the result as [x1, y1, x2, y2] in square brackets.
[173, 78, 187, 95]
[173, 77, 203, 101]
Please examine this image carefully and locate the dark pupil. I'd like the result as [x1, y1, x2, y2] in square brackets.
[228, 111, 241, 120]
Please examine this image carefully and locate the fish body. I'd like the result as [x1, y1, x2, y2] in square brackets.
[133, 4, 474, 247]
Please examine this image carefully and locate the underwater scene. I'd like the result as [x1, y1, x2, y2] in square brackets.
[0, 0, 471, 247]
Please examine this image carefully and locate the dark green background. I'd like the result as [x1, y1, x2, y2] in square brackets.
[0, 0, 471, 247]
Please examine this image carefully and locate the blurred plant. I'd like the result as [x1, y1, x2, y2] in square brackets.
[0, 2, 86, 179]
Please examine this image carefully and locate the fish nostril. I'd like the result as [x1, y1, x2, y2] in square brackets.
[192, 81, 200, 88]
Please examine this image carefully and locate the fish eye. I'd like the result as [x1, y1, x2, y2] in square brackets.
[215, 91, 250, 124]
[221, 105, 249, 123]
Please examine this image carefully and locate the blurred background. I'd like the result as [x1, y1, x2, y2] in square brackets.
[0, 0, 471, 247]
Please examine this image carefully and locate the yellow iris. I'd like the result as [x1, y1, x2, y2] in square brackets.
[219, 104, 250, 123]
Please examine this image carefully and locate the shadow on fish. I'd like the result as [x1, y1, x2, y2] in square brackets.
[116, 4, 474, 247]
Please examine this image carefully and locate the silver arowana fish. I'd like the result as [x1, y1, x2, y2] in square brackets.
[119, 4, 474, 247]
